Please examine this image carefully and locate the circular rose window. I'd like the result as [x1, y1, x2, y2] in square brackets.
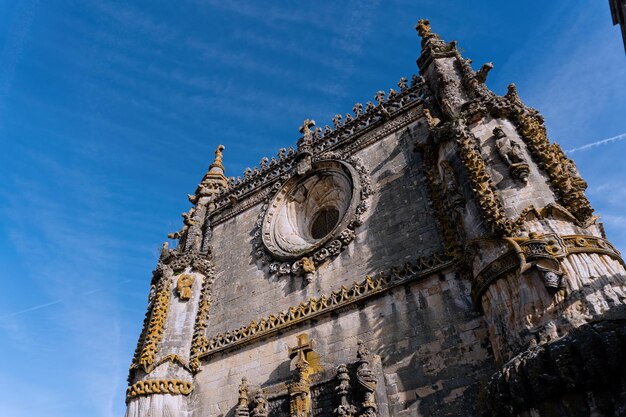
[261, 160, 359, 260]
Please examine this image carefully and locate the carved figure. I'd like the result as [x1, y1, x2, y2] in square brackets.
[251, 389, 268, 417]
[397, 77, 408, 91]
[235, 377, 250, 417]
[493, 127, 530, 184]
[176, 274, 195, 301]
[440, 161, 465, 211]
[353, 102, 363, 116]
[365, 101, 376, 113]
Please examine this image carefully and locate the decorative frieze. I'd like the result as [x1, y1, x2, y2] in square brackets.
[126, 379, 193, 402]
[197, 251, 452, 359]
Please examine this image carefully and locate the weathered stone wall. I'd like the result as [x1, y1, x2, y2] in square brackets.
[206, 121, 443, 338]
[192, 270, 495, 417]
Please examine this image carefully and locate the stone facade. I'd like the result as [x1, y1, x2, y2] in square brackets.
[124, 20, 626, 417]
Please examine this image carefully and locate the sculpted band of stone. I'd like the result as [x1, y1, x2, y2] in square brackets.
[473, 234, 623, 301]
[198, 252, 453, 359]
[189, 261, 217, 372]
[136, 278, 171, 372]
[129, 353, 191, 374]
[126, 379, 193, 402]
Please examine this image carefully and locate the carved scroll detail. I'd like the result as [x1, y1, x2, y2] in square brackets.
[189, 261, 216, 373]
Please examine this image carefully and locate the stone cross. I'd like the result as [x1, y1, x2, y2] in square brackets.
[299, 119, 316, 135]
[289, 333, 313, 362]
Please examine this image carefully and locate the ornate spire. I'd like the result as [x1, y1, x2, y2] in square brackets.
[335, 364, 357, 417]
[415, 18, 456, 72]
[356, 340, 378, 417]
[235, 377, 250, 417]
[189, 144, 228, 203]
[210, 144, 225, 171]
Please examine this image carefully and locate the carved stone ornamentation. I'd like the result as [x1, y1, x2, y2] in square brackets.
[335, 364, 357, 417]
[176, 274, 194, 301]
[288, 356, 312, 417]
[197, 252, 452, 359]
[137, 277, 171, 372]
[493, 126, 530, 184]
[355, 341, 378, 417]
[126, 379, 193, 402]
[251, 389, 269, 417]
[472, 233, 623, 302]
[235, 377, 251, 417]
[253, 156, 373, 280]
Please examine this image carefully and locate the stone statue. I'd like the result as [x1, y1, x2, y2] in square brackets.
[251, 389, 268, 417]
[440, 161, 465, 211]
[176, 274, 194, 301]
[235, 377, 250, 417]
[493, 127, 530, 184]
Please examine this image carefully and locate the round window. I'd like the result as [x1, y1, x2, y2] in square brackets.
[261, 160, 359, 260]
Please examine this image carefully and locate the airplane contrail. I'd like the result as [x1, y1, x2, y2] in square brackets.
[0, 299, 63, 320]
[567, 133, 626, 154]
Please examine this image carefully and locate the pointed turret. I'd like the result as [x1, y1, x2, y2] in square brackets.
[189, 144, 228, 204]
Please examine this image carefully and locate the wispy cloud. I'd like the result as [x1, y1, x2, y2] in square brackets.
[566, 133, 626, 153]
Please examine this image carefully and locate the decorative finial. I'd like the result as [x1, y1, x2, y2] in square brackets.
[210, 144, 225, 170]
[415, 18, 431, 38]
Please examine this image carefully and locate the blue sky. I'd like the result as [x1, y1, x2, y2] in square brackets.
[0, 1, 624, 416]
